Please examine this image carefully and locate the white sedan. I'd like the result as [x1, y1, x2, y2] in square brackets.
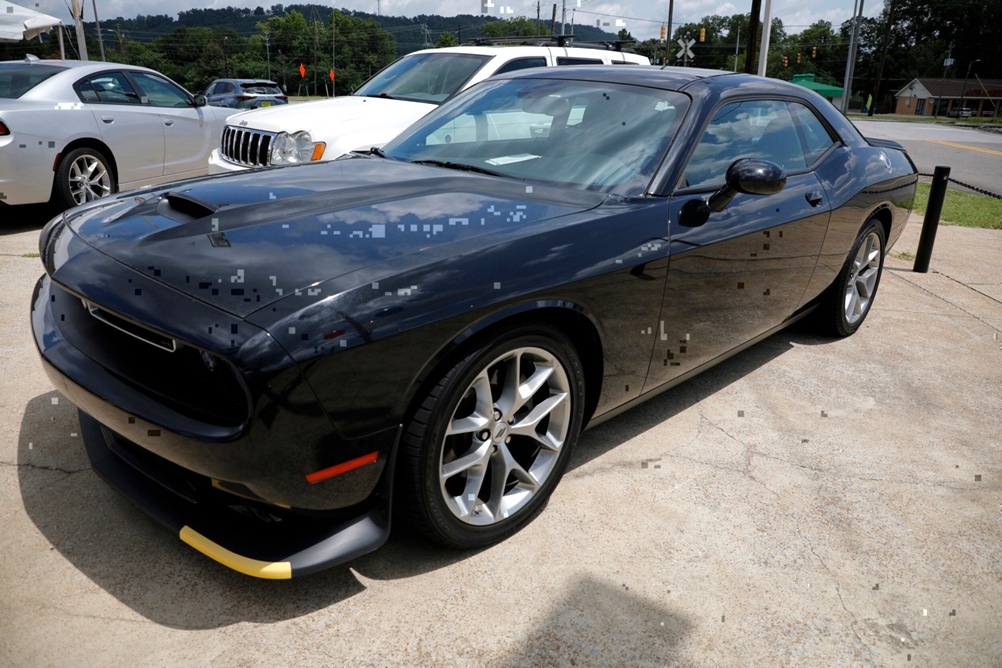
[0, 57, 234, 210]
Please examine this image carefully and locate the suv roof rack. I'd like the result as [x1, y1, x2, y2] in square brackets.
[468, 35, 638, 52]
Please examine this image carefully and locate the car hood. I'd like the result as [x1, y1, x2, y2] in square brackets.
[62, 157, 605, 318]
[224, 95, 434, 135]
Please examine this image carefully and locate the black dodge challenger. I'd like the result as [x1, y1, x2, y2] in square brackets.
[32, 66, 917, 578]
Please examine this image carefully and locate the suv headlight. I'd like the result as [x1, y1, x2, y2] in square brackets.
[270, 130, 326, 164]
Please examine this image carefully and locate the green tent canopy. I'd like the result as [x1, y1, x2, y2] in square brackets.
[790, 73, 844, 99]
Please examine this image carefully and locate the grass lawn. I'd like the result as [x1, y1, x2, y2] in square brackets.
[914, 183, 1002, 229]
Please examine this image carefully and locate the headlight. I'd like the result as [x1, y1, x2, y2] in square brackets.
[270, 130, 325, 164]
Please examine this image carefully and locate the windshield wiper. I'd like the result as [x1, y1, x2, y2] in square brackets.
[351, 146, 392, 159]
[411, 159, 508, 178]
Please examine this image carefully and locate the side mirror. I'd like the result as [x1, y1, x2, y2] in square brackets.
[707, 158, 786, 212]
[193, 94, 208, 108]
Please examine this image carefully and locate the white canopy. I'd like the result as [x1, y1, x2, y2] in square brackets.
[0, 0, 62, 42]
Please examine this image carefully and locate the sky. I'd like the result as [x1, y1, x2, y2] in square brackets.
[24, 0, 888, 41]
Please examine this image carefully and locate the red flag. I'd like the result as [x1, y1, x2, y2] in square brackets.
[298, 63, 306, 78]
[329, 69, 335, 81]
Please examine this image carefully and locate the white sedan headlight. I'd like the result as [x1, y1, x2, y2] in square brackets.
[270, 131, 325, 164]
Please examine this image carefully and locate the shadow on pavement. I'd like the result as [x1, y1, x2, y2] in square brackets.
[1, 204, 55, 235]
[496, 575, 693, 666]
[17, 321, 831, 629]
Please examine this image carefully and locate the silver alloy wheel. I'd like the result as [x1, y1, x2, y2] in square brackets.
[843, 230, 882, 325]
[438, 346, 572, 525]
[68, 153, 112, 204]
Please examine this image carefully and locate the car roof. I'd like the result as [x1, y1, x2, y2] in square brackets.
[406, 44, 649, 62]
[3, 59, 159, 76]
[492, 64, 822, 95]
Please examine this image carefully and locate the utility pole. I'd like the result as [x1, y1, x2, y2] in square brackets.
[536, 1, 541, 35]
[115, 23, 126, 60]
[264, 30, 271, 80]
[70, 0, 88, 61]
[550, 4, 556, 36]
[91, 0, 106, 61]
[841, 0, 864, 113]
[561, 0, 566, 35]
[336, 12, 340, 96]
[665, 0, 673, 66]
[959, 59, 981, 109]
[745, 0, 761, 74]
[756, 0, 773, 76]
[734, 27, 740, 72]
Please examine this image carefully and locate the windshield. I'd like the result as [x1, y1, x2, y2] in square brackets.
[0, 63, 66, 98]
[353, 52, 491, 104]
[382, 77, 689, 194]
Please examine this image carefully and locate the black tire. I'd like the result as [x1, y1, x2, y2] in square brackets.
[397, 325, 586, 548]
[52, 147, 115, 210]
[817, 218, 886, 337]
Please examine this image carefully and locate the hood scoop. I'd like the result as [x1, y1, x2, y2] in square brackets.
[158, 191, 219, 223]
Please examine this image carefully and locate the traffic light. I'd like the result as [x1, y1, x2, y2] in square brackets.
[797, 52, 802, 64]
[699, 27, 706, 43]
[812, 46, 817, 59]
[660, 24, 666, 39]
[783, 55, 789, 67]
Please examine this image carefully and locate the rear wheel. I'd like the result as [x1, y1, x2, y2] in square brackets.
[398, 325, 586, 548]
[53, 147, 115, 209]
[818, 218, 886, 337]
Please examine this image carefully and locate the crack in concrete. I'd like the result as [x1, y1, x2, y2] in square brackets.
[0, 460, 88, 476]
[693, 411, 781, 499]
[887, 271, 1002, 334]
[44, 603, 146, 626]
[806, 539, 876, 665]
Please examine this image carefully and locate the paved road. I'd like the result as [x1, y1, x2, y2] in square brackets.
[2, 215, 1001, 665]
[852, 119, 1002, 195]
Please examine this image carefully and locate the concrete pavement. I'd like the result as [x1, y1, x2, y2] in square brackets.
[1, 214, 1000, 666]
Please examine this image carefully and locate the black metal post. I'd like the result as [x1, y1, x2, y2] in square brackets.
[913, 166, 950, 273]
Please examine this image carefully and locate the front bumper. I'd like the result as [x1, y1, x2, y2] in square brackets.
[79, 410, 398, 578]
[32, 262, 402, 577]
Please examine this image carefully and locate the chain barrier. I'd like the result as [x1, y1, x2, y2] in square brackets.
[918, 172, 1002, 200]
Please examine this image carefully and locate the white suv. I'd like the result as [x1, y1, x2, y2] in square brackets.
[208, 42, 649, 173]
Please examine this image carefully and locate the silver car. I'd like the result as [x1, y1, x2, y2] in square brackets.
[0, 57, 233, 210]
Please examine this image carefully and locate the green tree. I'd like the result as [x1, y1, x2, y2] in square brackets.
[435, 31, 458, 48]
[479, 17, 544, 39]
[329, 11, 396, 95]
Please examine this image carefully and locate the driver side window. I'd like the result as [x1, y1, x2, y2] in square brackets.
[684, 100, 807, 189]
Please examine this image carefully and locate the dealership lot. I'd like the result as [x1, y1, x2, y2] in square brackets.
[1, 215, 1000, 665]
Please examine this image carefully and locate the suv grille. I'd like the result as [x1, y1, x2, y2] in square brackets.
[221, 126, 275, 167]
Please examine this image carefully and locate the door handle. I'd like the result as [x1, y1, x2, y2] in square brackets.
[100, 116, 114, 124]
[163, 119, 175, 127]
[806, 191, 823, 207]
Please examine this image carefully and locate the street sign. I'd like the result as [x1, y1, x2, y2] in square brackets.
[676, 38, 695, 60]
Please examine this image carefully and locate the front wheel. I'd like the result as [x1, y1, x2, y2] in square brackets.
[398, 325, 586, 548]
[817, 218, 886, 337]
[52, 147, 115, 210]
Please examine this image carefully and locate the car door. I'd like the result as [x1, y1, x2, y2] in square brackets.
[127, 71, 218, 178]
[75, 70, 166, 185]
[644, 98, 833, 390]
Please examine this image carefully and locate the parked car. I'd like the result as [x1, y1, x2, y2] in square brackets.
[33, 66, 917, 578]
[0, 57, 234, 210]
[946, 106, 974, 118]
[208, 42, 650, 173]
[202, 78, 288, 109]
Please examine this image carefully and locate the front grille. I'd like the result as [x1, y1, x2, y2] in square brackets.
[54, 285, 250, 428]
[221, 125, 275, 167]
